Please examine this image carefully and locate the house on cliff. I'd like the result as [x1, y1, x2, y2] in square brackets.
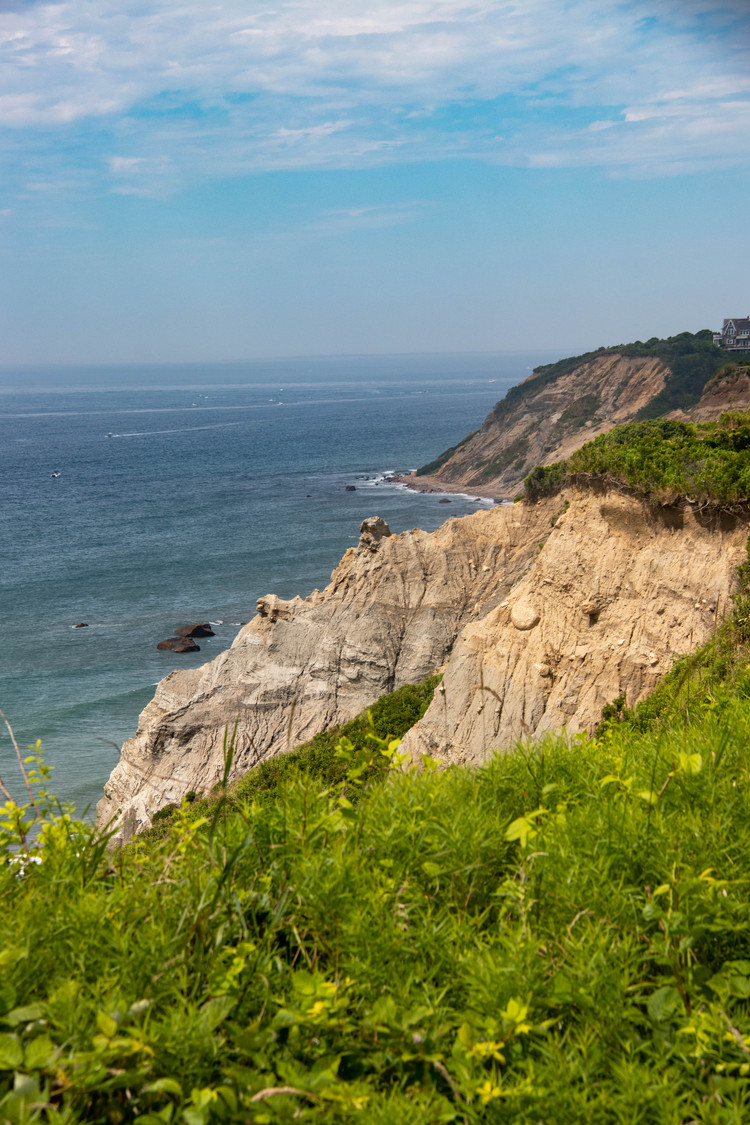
[714, 317, 750, 350]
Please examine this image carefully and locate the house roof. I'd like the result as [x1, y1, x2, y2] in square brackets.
[723, 319, 750, 332]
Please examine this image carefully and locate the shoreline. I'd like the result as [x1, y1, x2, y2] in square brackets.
[391, 470, 512, 504]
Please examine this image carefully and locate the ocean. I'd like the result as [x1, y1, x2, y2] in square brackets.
[0, 351, 554, 814]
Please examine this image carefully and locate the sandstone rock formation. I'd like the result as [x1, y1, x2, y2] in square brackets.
[401, 490, 749, 765]
[99, 491, 749, 843]
[98, 506, 553, 842]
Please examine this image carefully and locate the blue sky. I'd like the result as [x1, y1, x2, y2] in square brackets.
[1, 0, 748, 364]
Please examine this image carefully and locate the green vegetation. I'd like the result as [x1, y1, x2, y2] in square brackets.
[5, 431, 750, 1119]
[146, 677, 441, 840]
[559, 392, 601, 428]
[488, 329, 730, 427]
[631, 331, 737, 419]
[524, 413, 750, 505]
[4, 672, 750, 1120]
[474, 436, 530, 481]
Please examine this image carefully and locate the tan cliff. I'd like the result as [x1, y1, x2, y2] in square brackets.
[400, 352, 670, 499]
[97, 507, 554, 842]
[98, 492, 750, 842]
[401, 489, 748, 765]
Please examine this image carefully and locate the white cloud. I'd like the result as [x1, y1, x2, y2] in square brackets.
[0, 0, 748, 191]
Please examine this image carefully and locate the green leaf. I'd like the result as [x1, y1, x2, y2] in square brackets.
[0, 985, 16, 1018]
[422, 861, 442, 878]
[198, 995, 235, 1031]
[647, 986, 683, 1022]
[24, 1034, 55, 1070]
[143, 1077, 183, 1099]
[3, 1004, 44, 1027]
[504, 813, 544, 847]
[550, 973, 573, 1004]
[0, 1033, 23, 1070]
[96, 1011, 118, 1039]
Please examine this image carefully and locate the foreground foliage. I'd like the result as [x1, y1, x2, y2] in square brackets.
[2, 689, 750, 1122]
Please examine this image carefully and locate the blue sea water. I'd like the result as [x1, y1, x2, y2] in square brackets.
[0, 351, 554, 814]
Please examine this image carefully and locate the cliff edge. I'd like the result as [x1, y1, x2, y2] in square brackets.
[97, 505, 554, 842]
[98, 485, 749, 842]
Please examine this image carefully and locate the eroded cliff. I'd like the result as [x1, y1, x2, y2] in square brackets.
[401, 489, 749, 765]
[97, 506, 554, 842]
[99, 487, 750, 843]
[403, 352, 669, 498]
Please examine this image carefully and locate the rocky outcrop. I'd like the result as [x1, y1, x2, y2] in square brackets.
[97, 507, 554, 842]
[401, 490, 749, 765]
[174, 623, 215, 638]
[99, 490, 750, 845]
[400, 353, 670, 499]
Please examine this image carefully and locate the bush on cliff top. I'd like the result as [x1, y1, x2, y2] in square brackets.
[524, 412, 750, 504]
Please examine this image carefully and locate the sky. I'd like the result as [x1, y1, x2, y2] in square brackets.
[0, 0, 748, 365]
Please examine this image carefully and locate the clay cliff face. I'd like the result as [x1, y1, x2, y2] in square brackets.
[97, 507, 554, 842]
[98, 491, 749, 843]
[405, 353, 669, 498]
[401, 490, 749, 765]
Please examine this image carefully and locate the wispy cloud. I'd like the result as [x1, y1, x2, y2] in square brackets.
[0, 0, 748, 199]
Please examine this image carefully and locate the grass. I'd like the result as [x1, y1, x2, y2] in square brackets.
[3, 664, 750, 1121]
[146, 676, 442, 841]
[524, 413, 750, 505]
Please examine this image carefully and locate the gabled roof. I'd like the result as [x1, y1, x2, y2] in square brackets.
[723, 318, 750, 333]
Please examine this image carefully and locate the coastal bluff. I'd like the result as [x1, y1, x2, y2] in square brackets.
[97, 490, 749, 842]
[401, 332, 737, 499]
[97, 502, 554, 842]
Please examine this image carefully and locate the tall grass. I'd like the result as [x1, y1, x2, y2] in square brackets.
[2, 694, 750, 1122]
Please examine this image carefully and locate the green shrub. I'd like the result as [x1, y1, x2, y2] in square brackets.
[524, 413, 750, 506]
[415, 432, 477, 477]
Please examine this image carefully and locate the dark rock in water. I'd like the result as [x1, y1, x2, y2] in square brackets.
[345, 485, 356, 492]
[438, 498, 452, 503]
[174, 623, 215, 638]
[73, 622, 88, 629]
[157, 637, 200, 653]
